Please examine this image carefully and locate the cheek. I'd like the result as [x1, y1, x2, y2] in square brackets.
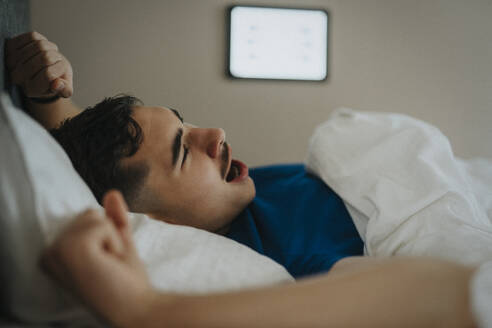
[176, 175, 226, 227]
[181, 162, 224, 200]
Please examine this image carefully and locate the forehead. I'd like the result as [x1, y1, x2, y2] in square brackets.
[129, 105, 179, 163]
[132, 105, 176, 126]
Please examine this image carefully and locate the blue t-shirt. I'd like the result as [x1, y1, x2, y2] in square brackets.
[226, 164, 364, 279]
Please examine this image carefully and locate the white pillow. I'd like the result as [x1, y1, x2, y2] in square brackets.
[0, 93, 293, 325]
[0, 93, 99, 325]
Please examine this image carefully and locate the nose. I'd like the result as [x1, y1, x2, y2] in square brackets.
[188, 127, 226, 158]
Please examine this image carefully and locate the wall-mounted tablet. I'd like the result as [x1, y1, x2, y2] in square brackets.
[228, 5, 329, 81]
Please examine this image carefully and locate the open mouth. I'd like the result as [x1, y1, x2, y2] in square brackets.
[223, 145, 248, 183]
[226, 160, 241, 182]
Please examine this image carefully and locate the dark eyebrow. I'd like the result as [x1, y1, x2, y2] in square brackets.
[172, 127, 183, 168]
[169, 107, 184, 168]
[169, 108, 183, 123]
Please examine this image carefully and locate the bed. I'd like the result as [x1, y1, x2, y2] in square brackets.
[2, 2, 492, 326]
[1, 1, 29, 324]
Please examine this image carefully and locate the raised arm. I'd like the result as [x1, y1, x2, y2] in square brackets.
[6, 31, 81, 129]
[42, 190, 477, 328]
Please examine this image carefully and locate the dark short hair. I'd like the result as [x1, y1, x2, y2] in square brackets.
[50, 94, 149, 208]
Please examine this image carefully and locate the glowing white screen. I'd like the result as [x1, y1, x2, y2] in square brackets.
[229, 6, 328, 80]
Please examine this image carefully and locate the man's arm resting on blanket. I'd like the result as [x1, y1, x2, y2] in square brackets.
[142, 258, 475, 328]
[6, 31, 82, 129]
[41, 191, 477, 328]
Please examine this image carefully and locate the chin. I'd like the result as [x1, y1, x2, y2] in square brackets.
[240, 177, 256, 203]
[247, 187, 256, 203]
[243, 186, 256, 210]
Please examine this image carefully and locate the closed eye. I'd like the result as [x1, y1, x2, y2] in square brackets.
[182, 145, 189, 167]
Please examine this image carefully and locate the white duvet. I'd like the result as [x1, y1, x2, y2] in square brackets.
[305, 108, 492, 265]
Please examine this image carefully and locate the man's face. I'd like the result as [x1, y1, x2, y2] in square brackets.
[124, 105, 255, 232]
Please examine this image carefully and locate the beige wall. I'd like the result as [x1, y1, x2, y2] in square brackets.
[31, 0, 492, 166]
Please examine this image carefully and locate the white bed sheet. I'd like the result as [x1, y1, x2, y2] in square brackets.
[306, 108, 492, 265]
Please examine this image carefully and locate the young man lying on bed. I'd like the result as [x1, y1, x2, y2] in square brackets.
[5, 31, 489, 327]
[8, 31, 492, 277]
[6, 31, 363, 279]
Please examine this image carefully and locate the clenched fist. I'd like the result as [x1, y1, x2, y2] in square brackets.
[5, 31, 73, 100]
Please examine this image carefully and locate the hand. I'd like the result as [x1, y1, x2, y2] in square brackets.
[5, 31, 73, 99]
[41, 190, 152, 327]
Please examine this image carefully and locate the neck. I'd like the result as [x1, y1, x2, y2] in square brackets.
[215, 223, 231, 235]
